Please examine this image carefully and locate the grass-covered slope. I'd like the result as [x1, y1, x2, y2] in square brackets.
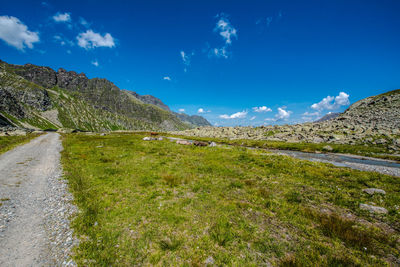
[0, 62, 189, 131]
[61, 133, 399, 266]
[0, 60, 190, 131]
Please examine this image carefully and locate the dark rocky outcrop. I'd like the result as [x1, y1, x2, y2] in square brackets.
[11, 63, 57, 89]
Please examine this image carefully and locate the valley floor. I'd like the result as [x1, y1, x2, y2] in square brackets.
[62, 132, 399, 266]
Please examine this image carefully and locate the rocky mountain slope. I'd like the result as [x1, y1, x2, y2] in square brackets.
[173, 89, 400, 151]
[315, 112, 340, 122]
[173, 112, 212, 127]
[0, 60, 210, 131]
[123, 90, 211, 127]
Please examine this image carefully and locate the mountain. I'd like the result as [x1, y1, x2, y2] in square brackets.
[123, 90, 211, 126]
[173, 112, 212, 127]
[315, 112, 340, 122]
[0, 60, 210, 131]
[123, 90, 171, 111]
[173, 89, 400, 150]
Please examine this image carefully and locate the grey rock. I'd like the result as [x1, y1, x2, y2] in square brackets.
[204, 256, 215, 265]
[359, 203, 388, 214]
[362, 188, 386, 195]
[322, 145, 333, 151]
[176, 140, 192, 145]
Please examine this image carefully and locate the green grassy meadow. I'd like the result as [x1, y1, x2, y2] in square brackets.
[167, 134, 400, 162]
[61, 133, 400, 266]
[0, 133, 41, 155]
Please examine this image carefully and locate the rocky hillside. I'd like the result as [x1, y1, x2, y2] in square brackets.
[123, 90, 211, 127]
[173, 89, 400, 151]
[0, 60, 210, 131]
[315, 112, 340, 122]
[173, 112, 212, 127]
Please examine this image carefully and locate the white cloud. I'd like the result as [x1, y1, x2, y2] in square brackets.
[178, 108, 185, 113]
[214, 14, 237, 45]
[250, 116, 256, 121]
[311, 92, 350, 111]
[275, 107, 292, 120]
[198, 108, 211, 114]
[91, 60, 99, 67]
[335, 92, 350, 106]
[303, 111, 319, 116]
[0, 16, 39, 51]
[163, 76, 171, 81]
[219, 110, 247, 119]
[53, 12, 71, 23]
[252, 106, 272, 113]
[77, 30, 115, 49]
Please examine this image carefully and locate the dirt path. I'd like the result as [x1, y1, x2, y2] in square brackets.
[0, 133, 76, 266]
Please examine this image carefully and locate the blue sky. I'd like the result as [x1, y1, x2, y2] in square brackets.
[1, 0, 399, 126]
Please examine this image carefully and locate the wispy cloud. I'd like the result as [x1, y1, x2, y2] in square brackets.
[91, 60, 99, 67]
[303, 111, 319, 116]
[198, 108, 211, 114]
[210, 13, 237, 59]
[219, 110, 247, 119]
[0, 16, 39, 51]
[79, 17, 90, 28]
[180, 51, 194, 72]
[250, 116, 256, 121]
[256, 11, 283, 31]
[311, 92, 350, 111]
[77, 30, 115, 49]
[252, 106, 272, 113]
[266, 17, 273, 27]
[53, 12, 71, 23]
[214, 13, 237, 45]
[53, 34, 74, 46]
[163, 76, 171, 81]
[211, 47, 228, 59]
[178, 108, 185, 113]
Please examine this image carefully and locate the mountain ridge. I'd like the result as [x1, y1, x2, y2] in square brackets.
[0, 60, 211, 131]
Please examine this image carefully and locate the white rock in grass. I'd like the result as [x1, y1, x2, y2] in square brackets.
[362, 188, 386, 195]
[359, 203, 388, 214]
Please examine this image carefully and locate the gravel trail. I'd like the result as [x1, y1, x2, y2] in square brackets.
[0, 133, 76, 266]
